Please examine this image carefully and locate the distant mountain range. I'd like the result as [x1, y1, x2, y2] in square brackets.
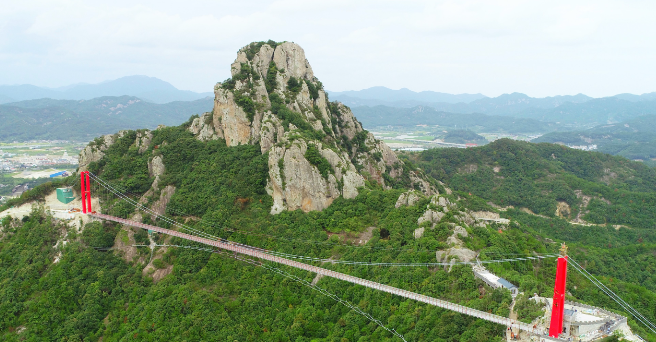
[334, 88, 656, 127]
[0, 76, 213, 104]
[0, 96, 214, 141]
[328, 87, 486, 104]
[351, 105, 562, 133]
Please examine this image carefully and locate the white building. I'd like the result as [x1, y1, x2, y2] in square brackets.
[472, 263, 519, 297]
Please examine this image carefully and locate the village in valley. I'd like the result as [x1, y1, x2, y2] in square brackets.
[370, 125, 543, 151]
[0, 141, 82, 202]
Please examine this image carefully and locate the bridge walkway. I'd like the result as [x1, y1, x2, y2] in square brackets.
[92, 212, 560, 340]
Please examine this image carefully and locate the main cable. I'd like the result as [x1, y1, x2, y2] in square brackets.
[142, 243, 407, 341]
[568, 257, 656, 334]
[89, 174, 550, 255]
[92, 173, 558, 267]
[569, 257, 656, 332]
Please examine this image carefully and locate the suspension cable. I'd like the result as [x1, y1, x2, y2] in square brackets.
[140, 243, 407, 341]
[89, 173, 223, 243]
[90, 173, 557, 261]
[568, 257, 656, 334]
[569, 258, 656, 332]
[92, 172, 558, 267]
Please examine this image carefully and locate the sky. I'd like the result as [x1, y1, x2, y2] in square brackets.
[1, 0, 655, 97]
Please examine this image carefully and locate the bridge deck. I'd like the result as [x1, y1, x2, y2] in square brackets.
[92, 213, 560, 340]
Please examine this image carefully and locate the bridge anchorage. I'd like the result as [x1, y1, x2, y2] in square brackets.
[79, 172, 651, 341]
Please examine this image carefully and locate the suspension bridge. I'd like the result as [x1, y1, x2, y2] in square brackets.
[78, 171, 654, 341]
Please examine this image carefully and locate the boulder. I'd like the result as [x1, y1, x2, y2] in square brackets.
[395, 191, 422, 208]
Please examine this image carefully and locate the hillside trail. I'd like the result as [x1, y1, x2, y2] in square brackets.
[507, 297, 526, 342]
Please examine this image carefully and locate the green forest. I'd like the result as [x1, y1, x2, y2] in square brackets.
[436, 130, 488, 146]
[414, 139, 656, 227]
[1, 123, 656, 341]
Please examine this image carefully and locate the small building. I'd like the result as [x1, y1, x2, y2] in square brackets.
[56, 188, 75, 204]
[473, 264, 519, 297]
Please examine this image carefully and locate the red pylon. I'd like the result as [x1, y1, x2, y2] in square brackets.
[80, 171, 92, 213]
[549, 244, 568, 337]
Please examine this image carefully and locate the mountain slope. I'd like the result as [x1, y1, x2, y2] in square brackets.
[414, 139, 656, 228]
[534, 114, 656, 161]
[3, 135, 656, 340]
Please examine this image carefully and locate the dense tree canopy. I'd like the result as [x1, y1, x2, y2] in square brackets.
[2, 127, 655, 340]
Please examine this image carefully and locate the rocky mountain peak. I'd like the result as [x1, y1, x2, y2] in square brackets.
[182, 41, 436, 214]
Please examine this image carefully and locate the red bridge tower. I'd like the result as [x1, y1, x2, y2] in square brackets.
[549, 243, 569, 338]
[80, 171, 92, 213]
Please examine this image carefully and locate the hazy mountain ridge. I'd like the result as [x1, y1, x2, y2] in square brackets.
[0, 76, 212, 104]
[351, 105, 562, 133]
[328, 86, 486, 104]
[333, 88, 656, 127]
[515, 97, 656, 125]
[0, 96, 214, 141]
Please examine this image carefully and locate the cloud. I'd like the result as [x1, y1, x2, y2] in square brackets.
[0, 0, 654, 97]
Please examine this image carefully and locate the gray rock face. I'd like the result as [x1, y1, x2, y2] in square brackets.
[446, 225, 468, 246]
[431, 195, 456, 213]
[135, 130, 153, 153]
[395, 191, 422, 208]
[267, 141, 338, 214]
[417, 209, 445, 227]
[454, 212, 476, 227]
[78, 133, 121, 171]
[471, 211, 500, 220]
[266, 140, 365, 214]
[258, 111, 283, 153]
[436, 221, 477, 272]
[148, 156, 165, 178]
[189, 112, 220, 141]
[272, 42, 314, 80]
[213, 88, 250, 146]
[436, 247, 478, 272]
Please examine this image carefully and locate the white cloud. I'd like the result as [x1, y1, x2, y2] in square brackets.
[0, 0, 654, 97]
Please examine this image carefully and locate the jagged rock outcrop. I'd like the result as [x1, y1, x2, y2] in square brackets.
[206, 41, 435, 214]
[266, 140, 365, 214]
[395, 190, 422, 208]
[432, 195, 456, 213]
[213, 89, 250, 146]
[148, 155, 165, 178]
[188, 112, 220, 141]
[81, 40, 436, 215]
[135, 130, 153, 153]
[78, 131, 127, 171]
[437, 248, 478, 272]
